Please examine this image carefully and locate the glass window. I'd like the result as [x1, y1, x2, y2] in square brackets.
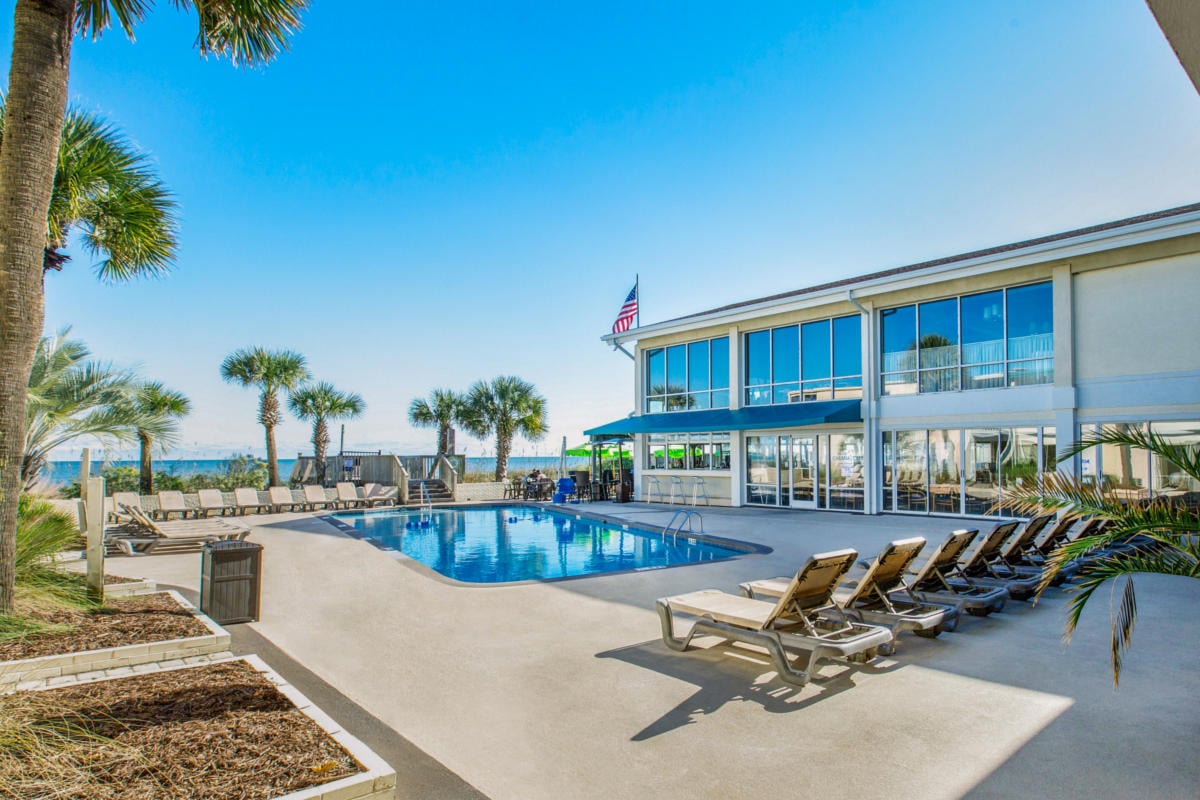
[687, 435, 711, 470]
[745, 435, 778, 505]
[1098, 423, 1150, 501]
[1006, 282, 1054, 359]
[961, 290, 1004, 364]
[999, 427, 1039, 515]
[965, 429, 1000, 515]
[919, 298, 959, 392]
[745, 330, 771, 405]
[928, 429, 961, 515]
[666, 434, 687, 469]
[1150, 422, 1200, 495]
[881, 306, 917, 395]
[646, 434, 666, 469]
[832, 315, 861, 378]
[801, 320, 830, 380]
[772, 326, 799, 384]
[646, 348, 665, 396]
[665, 345, 686, 395]
[895, 431, 928, 512]
[828, 434, 864, 511]
[687, 341, 709, 392]
[712, 434, 731, 470]
[710, 337, 729, 390]
[881, 431, 895, 511]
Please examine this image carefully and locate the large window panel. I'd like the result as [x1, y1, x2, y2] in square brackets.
[828, 434, 864, 510]
[965, 429, 1001, 515]
[881, 431, 895, 511]
[833, 316, 863, 398]
[1099, 423, 1150, 501]
[801, 319, 832, 401]
[665, 345, 687, 409]
[881, 306, 917, 395]
[1150, 422, 1200, 494]
[928, 429, 961, 514]
[746, 435, 778, 505]
[919, 298, 959, 392]
[998, 427, 1039, 515]
[772, 326, 799, 403]
[710, 337, 730, 390]
[895, 430, 928, 512]
[1006, 282, 1054, 385]
[745, 330, 771, 405]
[687, 341, 709, 392]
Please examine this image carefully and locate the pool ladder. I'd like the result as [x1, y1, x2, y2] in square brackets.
[662, 509, 704, 544]
[418, 481, 433, 524]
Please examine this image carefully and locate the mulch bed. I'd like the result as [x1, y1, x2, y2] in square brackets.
[0, 660, 360, 799]
[0, 593, 210, 662]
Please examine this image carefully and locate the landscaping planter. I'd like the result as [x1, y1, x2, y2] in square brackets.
[0, 590, 229, 689]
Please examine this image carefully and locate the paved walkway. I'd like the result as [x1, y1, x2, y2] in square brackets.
[103, 504, 1200, 800]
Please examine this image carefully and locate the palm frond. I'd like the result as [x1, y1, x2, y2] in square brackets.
[175, 0, 309, 67]
[1058, 426, 1200, 483]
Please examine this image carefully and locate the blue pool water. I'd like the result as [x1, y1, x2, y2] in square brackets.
[331, 506, 746, 583]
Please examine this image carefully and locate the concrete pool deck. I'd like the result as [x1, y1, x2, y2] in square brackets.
[96, 504, 1200, 799]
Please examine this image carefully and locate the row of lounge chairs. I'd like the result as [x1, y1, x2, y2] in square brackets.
[109, 483, 399, 521]
[657, 513, 1106, 687]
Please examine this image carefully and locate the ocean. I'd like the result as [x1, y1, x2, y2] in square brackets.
[43, 456, 593, 486]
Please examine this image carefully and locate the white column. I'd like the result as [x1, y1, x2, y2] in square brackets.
[1053, 264, 1078, 477]
[856, 300, 880, 514]
[727, 325, 744, 506]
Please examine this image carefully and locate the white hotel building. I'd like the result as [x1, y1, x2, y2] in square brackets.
[586, 204, 1200, 516]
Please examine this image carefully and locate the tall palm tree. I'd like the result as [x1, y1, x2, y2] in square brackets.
[408, 389, 463, 456]
[288, 382, 365, 485]
[0, 0, 308, 615]
[132, 382, 191, 494]
[459, 376, 548, 481]
[1006, 426, 1200, 686]
[220, 348, 310, 488]
[22, 330, 168, 490]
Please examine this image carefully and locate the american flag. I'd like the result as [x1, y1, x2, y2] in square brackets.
[611, 284, 638, 333]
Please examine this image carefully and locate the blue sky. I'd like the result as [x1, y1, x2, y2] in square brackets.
[5, 1, 1199, 461]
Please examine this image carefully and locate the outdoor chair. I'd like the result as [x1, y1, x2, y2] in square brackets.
[741, 537, 957, 642]
[269, 486, 303, 513]
[155, 490, 191, 520]
[109, 491, 143, 523]
[234, 487, 269, 515]
[302, 484, 335, 511]
[906, 529, 1010, 616]
[657, 549, 894, 687]
[111, 505, 247, 556]
[955, 520, 1041, 600]
[359, 483, 398, 507]
[335, 482, 365, 509]
[196, 489, 232, 518]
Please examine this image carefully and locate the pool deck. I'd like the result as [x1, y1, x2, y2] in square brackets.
[95, 503, 1200, 799]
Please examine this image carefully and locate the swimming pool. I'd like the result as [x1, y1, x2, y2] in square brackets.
[329, 506, 755, 583]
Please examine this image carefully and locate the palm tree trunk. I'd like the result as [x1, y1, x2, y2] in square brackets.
[139, 432, 154, 495]
[0, 0, 76, 614]
[437, 423, 448, 457]
[260, 391, 281, 487]
[313, 418, 328, 485]
[495, 432, 511, 481]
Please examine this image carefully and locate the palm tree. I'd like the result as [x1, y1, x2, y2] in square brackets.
[408, 389, 463, 456]
[459, 376, 548, 481]
[0, 0, 308, 617]
[220, 348, 310, 488]
[132, 382, 191, 494]
[288, 382, 365, 484]
[1005, 426, 1200, 686]
[22, 330, 169, 490]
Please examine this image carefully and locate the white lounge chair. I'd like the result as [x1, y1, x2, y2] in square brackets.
[234, 487, 269, 515]
[741, 537, 957, 641]
[269, 486, 303, 513]
[303, 484, 334, 511]
[156, 490, 191, 520]
[359, 483, 397, 507]
[335, 482, 365, 509]
[196, 489, 231, 517]
[657, 549, 894, 687]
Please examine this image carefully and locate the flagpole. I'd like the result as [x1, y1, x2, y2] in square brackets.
[635, 273, 640, 328]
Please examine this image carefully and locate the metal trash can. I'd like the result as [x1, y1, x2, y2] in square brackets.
[200, 540, 263, 625]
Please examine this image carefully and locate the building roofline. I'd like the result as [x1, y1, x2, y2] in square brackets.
[603, 202, 1200, 344]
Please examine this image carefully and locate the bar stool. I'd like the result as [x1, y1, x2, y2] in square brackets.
[668, 476, 686, 505]
[646, 476, 664, 503]
[691, 477, 709, 507]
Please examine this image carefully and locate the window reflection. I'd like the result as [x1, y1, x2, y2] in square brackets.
[895, 431, 927, 512]
[744, 315, 862, 405]
[881, 281, 1053, 395]
[965, 429, 1000, 515]
[644, 336, 731, 411]
[928, 429, 961, 514]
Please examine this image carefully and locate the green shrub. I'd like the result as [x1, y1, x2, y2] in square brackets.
[59, 455, 270, 497]
[13, 494, 90, 611]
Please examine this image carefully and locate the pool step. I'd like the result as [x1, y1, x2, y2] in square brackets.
[408, 479, 455, 503]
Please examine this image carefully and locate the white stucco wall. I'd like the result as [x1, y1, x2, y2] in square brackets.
[1074, 252, 1200, 381]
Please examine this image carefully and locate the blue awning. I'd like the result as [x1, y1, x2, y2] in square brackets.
[584, 399, 861, 438]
